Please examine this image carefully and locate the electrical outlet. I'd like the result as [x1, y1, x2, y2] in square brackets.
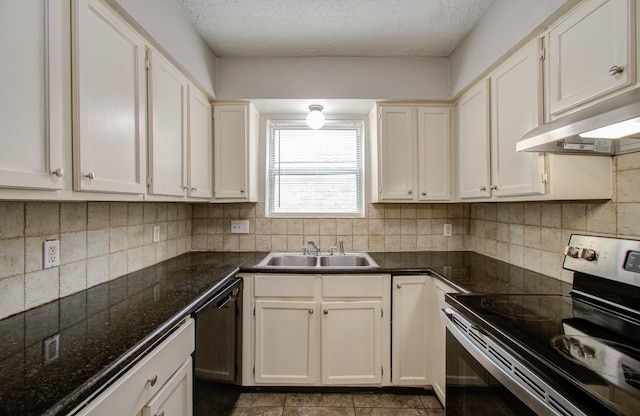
[43, 240, 60, 269]
[153, 225, 160, 243]
[443, 223, 452, 237]
[231, 220, 250, 234]
[43, 334, 59, 365]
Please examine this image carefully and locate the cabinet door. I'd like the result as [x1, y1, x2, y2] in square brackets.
[73, 0, 146, 194]
[417, 107, 451, 201]
[321, 301, 382, 385]
[187, 86, 213, 198]
[255, 300, 318, 384]
[378, 106, 416, 201]
[0, 0, 64, 190]
[142, 357, 193, 416]
[148, 50, 188, 197]
[458, 80, 491, 199]
[548, 0, 633, 116]
[432, 280, 458, 405]
[214, 104, 249, 200]
[391, 275, 432, 386]
[491, 40, 545, 197]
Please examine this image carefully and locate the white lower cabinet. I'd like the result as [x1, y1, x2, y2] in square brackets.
[73, 318, 195, 416]
[255, 300, 318, 384]
[251, 274, 390, 386]
[391, 275, 457, 405]
[391, 275, 432, 386]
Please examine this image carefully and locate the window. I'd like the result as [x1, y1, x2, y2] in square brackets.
[267, 120, 364, 216]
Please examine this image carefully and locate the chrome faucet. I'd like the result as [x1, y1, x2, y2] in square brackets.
[339, 239, 345, 255]
[307, 240, 320, 256]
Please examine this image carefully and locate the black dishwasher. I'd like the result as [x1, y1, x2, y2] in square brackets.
[193, 277, 243, 416]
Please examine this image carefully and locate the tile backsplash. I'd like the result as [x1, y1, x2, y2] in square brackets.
[1, 154, 638, 320]
[0, 202, 191, 320]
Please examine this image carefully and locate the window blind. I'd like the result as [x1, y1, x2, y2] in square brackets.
[267, 121, 364, 216]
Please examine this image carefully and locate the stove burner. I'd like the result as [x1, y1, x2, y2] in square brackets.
[480, 297, 556, 321]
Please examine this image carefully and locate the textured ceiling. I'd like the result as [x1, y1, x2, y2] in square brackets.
[174, 0, 497, 58]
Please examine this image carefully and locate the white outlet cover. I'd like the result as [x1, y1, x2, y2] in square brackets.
[443, 224, 452, 237]
[43, 240, 60, 269]
[231, 220, 250, 234]
[153, 225, 160, 243]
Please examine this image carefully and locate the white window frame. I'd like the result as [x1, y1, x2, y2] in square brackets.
[266, 119, 365, 218]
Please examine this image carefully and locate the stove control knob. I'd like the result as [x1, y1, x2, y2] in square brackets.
[564, 245, 580, 258]
[578, 248, 597, 261]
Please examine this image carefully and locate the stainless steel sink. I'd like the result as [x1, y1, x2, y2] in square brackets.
[256, 252, 379, 269]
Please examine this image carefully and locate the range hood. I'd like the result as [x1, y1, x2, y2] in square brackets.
[517, 88, 640, 155]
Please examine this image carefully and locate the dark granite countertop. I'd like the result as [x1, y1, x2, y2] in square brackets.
[0, 250, 571, 416]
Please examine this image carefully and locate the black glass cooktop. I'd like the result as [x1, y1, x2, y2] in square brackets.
[447, 292, 640, 416]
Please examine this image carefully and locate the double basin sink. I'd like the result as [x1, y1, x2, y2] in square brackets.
[255, 252, 379, 269]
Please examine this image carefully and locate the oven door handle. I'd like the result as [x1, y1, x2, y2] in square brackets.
[440, 307, 587, 416]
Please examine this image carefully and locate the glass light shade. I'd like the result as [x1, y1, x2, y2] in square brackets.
[306, 105, 325, 129]
[579, 117, 640, 139]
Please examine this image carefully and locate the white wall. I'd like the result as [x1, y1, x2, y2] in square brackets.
[107, 0, 218, 96]
[215, 57, 450, 100]
[449, 0, 577, 97]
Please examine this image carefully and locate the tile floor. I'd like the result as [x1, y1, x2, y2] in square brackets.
[229, 392, 444, 416]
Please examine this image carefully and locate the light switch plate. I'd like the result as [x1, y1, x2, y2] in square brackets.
[231, 220, 250, 234]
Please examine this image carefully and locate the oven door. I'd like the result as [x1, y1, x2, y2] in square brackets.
[441, 307, 587, 416]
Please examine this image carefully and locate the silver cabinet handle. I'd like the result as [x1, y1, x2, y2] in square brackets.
[154, 411, 165, 416]
[85, 172, 96, 180]
[490, 185, 498, 190]
[51, 168, 64, 177]
[191, 186, 198, 192]
[479, 186, 486, 191]
[183, 186, 189, 191]
[323, 309, 328, 315]
[147, 374, 158, 386]
[609, 65, 624, 76]
[308, 309, 314, 314]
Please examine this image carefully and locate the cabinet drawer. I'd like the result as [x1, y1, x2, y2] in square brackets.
[323, 275, 384, 298]
[254, 274, 317, 297]
[75, 318, 195, 415]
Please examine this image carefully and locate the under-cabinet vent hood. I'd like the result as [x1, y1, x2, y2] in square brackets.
[517, 88, 640, 155]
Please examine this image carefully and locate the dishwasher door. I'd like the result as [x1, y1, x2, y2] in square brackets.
[193, 277, 243, 384]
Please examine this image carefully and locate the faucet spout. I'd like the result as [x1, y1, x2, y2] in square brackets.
[307, 240, 320, 256]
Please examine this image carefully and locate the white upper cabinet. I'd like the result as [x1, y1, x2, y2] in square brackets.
[148, 49, 188, 197]
[72, 0, 147, 194]
[147, 50, 213, 199]
[490, 39, 545, 198]
[547, 0, 635, 117]
[213, 103, 259, 202]
[187, 86, 213, 199]
[457, 80, 491, 199]
[375, 105, 451, 202]
[0, 0, 64, 190]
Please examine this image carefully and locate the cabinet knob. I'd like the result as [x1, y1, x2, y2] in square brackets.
[609, 65, 624, 76]
[51, 168, 64, 177]
[183, 186, 189, 191]
[191, 186, 198, 192]
[408, 190, 413, 195]
[421, 191, 427, 196]
[479, 186, 486, 192]
[85, 172, 96, 180]
[396, 284, 402, 289]
[147, 374, 158, 386]
[323, 309, 328, 315]
[154, 411, 165, 416]
[240, 189, 245, 193]
[308, 309, 314, 314]
[490, 185, 498, 190]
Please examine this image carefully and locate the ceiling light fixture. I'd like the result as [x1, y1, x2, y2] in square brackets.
[306, 105, 325, 129]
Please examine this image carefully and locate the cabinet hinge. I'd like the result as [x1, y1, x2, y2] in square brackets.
[253, 366, 255, 375]
[146, 176, 152, 187]
[145, 58, 151, 71]
[539, 47, 545, 61]
[253, 307, 255, 316]
[381, 309, 383, 318]
[379, 187, 382, 195]
[381, 367, 383, 376]
[542, 171, 548, 184]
